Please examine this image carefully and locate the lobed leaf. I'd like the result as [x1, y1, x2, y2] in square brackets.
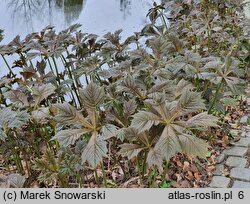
[131, 111, 160, 132]
[52, 129, 90, 147]
[101, 124, 119, 140]
[178, 133, 209, 159]
[146, 149, 163, 167]
[81, 135, 108, 168]
[178, 90, 206, 115]
[54, 103, 92, 128]
[32, 84, 56, 107]
[3, 90, 29, 107]
[119, 143, 144, 160]
[80, 83, 105, 110]
[155, 126, 181, 162]
[185, 112, 218, 128]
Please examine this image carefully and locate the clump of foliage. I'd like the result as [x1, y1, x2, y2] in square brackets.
[0, 0, 249, 187]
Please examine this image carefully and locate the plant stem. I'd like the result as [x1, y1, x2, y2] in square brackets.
[66, 49, 81, 88]
[29, 60, 34, 68]
[94, 168, 101, 187]
[149, 167, 157, 188]
[59, 55, 78, 106]
[47, 58, 55, 74]
[61, 53, 82, 107]
[160, 12, 168, 30]
[100, 162, 108, 188]
[162, 162, 168, 180]
[208, 80, 223, 114]
[51, 56, 60, 84]
[7, 133, 24, 174]
[77, 172, 83, 188]
[1, 54, 14, 76]
[142, 151, 148, 181]
[58, 174, 69, 188]
[136, 158, 142, 184]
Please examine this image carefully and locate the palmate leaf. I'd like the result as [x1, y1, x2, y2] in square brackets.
[76, 56, 101, 76]
[123, 99, 137, 117]
[0, 107, 13, 128]
[100, 124, 119, 140]
[0, 107, 30, 129]
[54, 103, 92, 128]
[62, 23, 82, 34]
[178, 133, 209, 159]
[32, 84, 56, 107]
[224, 77, 245, 95]
[36, 60, 46, 76]
[185, 112, 218, 128]
[117, 76, 143, 97]
[3, 90, 29, 107]
[147, 36, 168, 59]
[0, 108, 29, 140]
[146, 149, 163, 167]
[75, 139, 88, 154]
[80, 83, 105, 110]
[122, 127, 141, 140]
[202, 57, 222, 70]
[0, 77, 12, 87]
[33, 150, 62, 184]
[8, 110, 30, 129]
[81, 135, 108, 168]
[52, 129, 91, 147]
[155, 126, 209, 162]
[178, 90, 206, 115]
[131, 111, 160, 132]
[104, 29, 122, 43]
[119, 143, 144, 160]
[0, 174, 25, 188]
[165, 51, 201, 76]
[155, 126, 181, 162]
[176, 79, 193, 94]
[147, 81, 175, 98]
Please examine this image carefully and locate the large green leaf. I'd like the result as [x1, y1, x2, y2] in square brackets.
[7, 173, 25, 188]
[119, 143, 144, 160]
[79, 83, 105, 110]
[155, 126, 181, 162]
[54, 103, 92, 128]
[3, 90, 29, 107]
[147, 149, 163, 167]
[178, 133, 209, 159]
[0, 108, 29, 129]
[8, 110, 30, 129]
[117, 76, 144, 98]
[101, 124, 119, 140]
[185, 112, 218, 127]
[81, 135, 107, 168]
[32, 84, 56, 107]
[131, 111, 160, 132]
[0, 107, 13, 128]
[178, 90, 206, 115]
[52, 129, 91, 147]
[123, 99, 137, 117]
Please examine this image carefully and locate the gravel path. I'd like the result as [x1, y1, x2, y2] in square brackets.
[209, 89, 250, 188]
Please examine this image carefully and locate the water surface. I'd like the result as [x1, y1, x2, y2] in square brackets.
[0, 0, 160, 75]
[0, 0, 157, 44]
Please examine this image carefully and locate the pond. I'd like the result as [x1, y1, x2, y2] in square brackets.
[0, 0, 160, 75]
[1, 1, 249, 76]
[0, 0, 159, 44]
